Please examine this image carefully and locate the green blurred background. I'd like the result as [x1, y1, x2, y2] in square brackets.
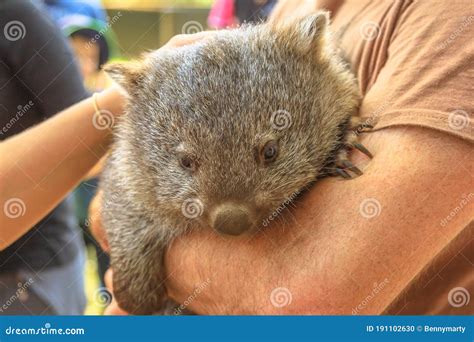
[104, 0, 212, 58]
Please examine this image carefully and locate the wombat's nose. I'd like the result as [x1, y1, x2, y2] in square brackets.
[211, 204, 252, 236]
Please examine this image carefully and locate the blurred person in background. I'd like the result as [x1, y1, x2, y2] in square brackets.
[0, 0, 88, 315]
[42, 0, 119, 91]
[208, 0, 277, 29]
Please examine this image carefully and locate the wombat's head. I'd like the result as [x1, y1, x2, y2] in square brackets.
[105, 13, 359, 236]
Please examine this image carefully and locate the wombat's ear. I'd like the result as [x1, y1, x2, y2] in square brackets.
[294, 12, 329, 52]
[274, 12, 330, 55]
[104, 61, 144, 95]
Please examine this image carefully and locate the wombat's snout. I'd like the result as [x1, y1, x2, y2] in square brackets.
[211, 203, 253, 236]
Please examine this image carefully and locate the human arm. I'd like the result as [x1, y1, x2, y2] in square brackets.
[162, 0, 474, 315]
[164, 126, 473, 314]
[0, 87, 124, 250]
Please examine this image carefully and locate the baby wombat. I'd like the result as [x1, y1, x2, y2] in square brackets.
[101, 12, 371, 314]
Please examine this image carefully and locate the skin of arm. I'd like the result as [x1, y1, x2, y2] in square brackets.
[0, 87, 124, 250]
[163, 126, 473, 314]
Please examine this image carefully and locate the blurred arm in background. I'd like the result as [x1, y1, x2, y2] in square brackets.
[0, 87, 124, 250]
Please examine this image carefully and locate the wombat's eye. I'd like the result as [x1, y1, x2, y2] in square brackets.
[179, 155, 197, 172]
[260, 140, 279, 165]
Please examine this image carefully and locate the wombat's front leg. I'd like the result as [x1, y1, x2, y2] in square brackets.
[103, 194, 171, 315]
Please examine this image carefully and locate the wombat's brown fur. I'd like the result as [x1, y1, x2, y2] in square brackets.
[101, 12, 366, 314]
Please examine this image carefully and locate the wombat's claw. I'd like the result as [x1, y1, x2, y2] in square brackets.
[340, 160, 363, 176]
[351, 142, 372, 158]
[335, 168, 352, 179]
[349, 117, 374, 133]
[350, 142, 373, 158]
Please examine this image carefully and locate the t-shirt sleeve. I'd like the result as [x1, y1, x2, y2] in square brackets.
[0, 0, 88, 119]
[357, 2, 473, 141]
[271, 1, 473, 141]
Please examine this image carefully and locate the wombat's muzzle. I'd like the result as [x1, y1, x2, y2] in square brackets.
[211, 203, 253, 236]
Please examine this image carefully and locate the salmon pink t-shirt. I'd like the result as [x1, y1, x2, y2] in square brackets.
[271, 0, 473, 314]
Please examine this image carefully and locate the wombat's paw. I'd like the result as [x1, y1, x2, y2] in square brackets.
[326, 119, 374, 179]
[114, 280, 168, 315]
[115, 292, 167, 315]
[346, 116, 374, 159]
[334, 158, 363, 179]
[323, 149, 364, 179]
[349, 116, 375, 134]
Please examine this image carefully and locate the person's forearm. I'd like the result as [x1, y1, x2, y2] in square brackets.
[165, 127, 473, 314]
[0, 87, 124, 250]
